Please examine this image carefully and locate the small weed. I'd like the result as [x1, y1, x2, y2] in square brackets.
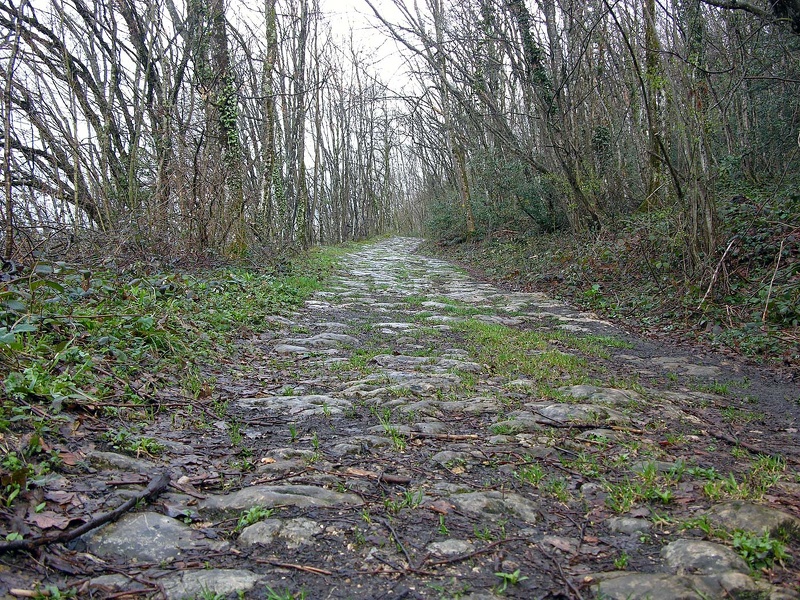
[104, 429, 164, 457]
[494, 569, 528, 593]
[197, 589, 225, 600]
[211, 398, 228, 418]
[474, 525, 494, 541]
[696, 380, 731, 395]
[228, 420, 243, 446]
[680, 515, 715, 537]
[352, 526, 366, 547]
[721, 406, 763, 425]
[384, 489, 423, 513]
[235, 505, 274, 532]
[490, 422, 519, 435]
[544, 476, 570, 502]
[613, 552, 629, 569]
[438, 515, 449, 535]
[732, 530, 789, 570]
[514, 463, 545, 486]
[30, 586, 77, 600]
[604, 478, 639, 513]
[289, 423, 298, 442]
[265, 587, 304, 600]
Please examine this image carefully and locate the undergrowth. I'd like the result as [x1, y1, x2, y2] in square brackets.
[427, 190, 799, 371]
[0, 245, 346, 515]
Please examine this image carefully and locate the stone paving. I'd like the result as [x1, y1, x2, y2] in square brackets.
[8, 237, 799, 599]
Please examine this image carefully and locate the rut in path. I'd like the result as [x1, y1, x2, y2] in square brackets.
[9, 237, 800, 600]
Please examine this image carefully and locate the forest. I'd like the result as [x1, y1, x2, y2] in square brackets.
[2, 2, 800, 595]
[1, 0, 799, 360]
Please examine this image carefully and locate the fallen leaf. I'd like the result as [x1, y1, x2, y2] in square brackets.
[449, 465, 465, 474]
[426, 499, 455, 515]
[583, 535, 599, 544]
[345, 467, 376, 478]
[44, 490, 76, 504]
[260, 457, 276, 464]
[542, 535, 577, 553]
[58, 451, 83, 466]
[26, 510, 71, 530]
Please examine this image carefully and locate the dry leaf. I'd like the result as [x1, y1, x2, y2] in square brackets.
[58, 451, 83, 466]
[260, 457, 276, 464]
[27, 510, 71, 530]
[583, 535, 600, 544]
[426, 499, 455, 514]
[345, 467, 376, 478]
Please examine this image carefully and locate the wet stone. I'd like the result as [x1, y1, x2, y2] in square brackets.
[200, 485, 363, 514]
[705, 500, 800, 535]
[330, 443, 361, 457]
[631, 460, 678, 474]
[662, 539, 749, 575]
[414, 421, 448, 435]
[592, 572, 710, 600]
[84, 512, 226, 563]
[527, 402, 631, 425]
[449, 491, 540, 524]
[593, 570, 786, 600]
[430, 450, 472, 466]
[559, 385, 641, 405]
[607, 517, 651, 535]
[160, 569, 260, 600]
[426, 539, 474, 556]
[273, 344, 310, 354]
[237, 394, 352, 417]
[238, 517, 321, 549]
[648, 356, 722, 377]
[88, 451, 156, 473]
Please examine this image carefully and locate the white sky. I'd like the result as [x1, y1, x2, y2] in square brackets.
[320, 0, 412, 89]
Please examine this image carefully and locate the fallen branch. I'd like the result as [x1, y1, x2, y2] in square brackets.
[538, 543, 586, 600]
[408, 432, 480, 441]
[762, 239, 785, 323]
[256, 559, 333, 576]
[698, 237, 737, 310]
[706, 430, 800, 465]
[0, 470, 170, 554]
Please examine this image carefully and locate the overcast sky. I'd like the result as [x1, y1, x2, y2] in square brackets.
[320, 0, 412, 87]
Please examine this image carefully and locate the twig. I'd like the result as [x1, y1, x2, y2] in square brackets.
[762, 239, 785, 323]
[168, 481, 206, 500]
[256, 559, 333, 576]
[706, 429, 800, 465]
[697, 237, 737, 310]
[0, 470, 170, 554]
[379, 517, 415, 571]
[538, 543, 585, 600]
[408, 432, 480, 441]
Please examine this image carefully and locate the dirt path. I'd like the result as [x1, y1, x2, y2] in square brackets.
[3, 237, 799, 599]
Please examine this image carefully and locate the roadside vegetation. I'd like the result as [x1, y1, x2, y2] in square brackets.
[0, 246, 345, 519]
[426, 189, 799, 372]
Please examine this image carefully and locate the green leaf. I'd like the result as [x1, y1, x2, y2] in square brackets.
[1, 300, 27, 312]
[30, 279, 65, 293]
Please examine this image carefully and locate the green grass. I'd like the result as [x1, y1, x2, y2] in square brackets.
[0, 244, 345, 503]
[453, 319, 592, 385]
